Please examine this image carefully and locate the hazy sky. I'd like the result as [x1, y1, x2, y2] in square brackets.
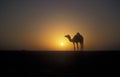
[0, 0, 120, 50]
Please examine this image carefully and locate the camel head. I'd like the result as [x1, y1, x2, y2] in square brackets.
[65, 35, 70, 38]
[65, 35, 72, 42]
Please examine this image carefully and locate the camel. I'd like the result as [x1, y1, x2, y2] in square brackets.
[65, 32, 84, 51]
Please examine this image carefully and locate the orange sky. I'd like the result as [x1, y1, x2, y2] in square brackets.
[0, 0, 120, 50]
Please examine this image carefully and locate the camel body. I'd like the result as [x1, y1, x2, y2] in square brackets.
[65, 32, 84, 51]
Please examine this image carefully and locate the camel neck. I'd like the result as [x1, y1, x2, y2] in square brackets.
[68, 37, 73, 42]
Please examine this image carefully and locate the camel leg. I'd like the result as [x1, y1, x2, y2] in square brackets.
[80, 43, 83, 51]
[76, 43, 79, 51]
[73, 43, 75, 51]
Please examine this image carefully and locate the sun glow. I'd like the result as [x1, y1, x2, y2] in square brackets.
[60, 42, 64, 47]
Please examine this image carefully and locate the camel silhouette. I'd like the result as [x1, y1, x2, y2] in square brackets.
[65, 32, 84, 51]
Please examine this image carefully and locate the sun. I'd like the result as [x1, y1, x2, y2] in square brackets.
[60, 42, 65, 47]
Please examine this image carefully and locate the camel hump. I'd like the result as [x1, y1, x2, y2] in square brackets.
[76, 32, 80, 36]
[73, 32, 83, 41]
[76, 32, 83, 38]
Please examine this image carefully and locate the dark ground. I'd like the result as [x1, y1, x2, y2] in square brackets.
[0, 50, 120, 76]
